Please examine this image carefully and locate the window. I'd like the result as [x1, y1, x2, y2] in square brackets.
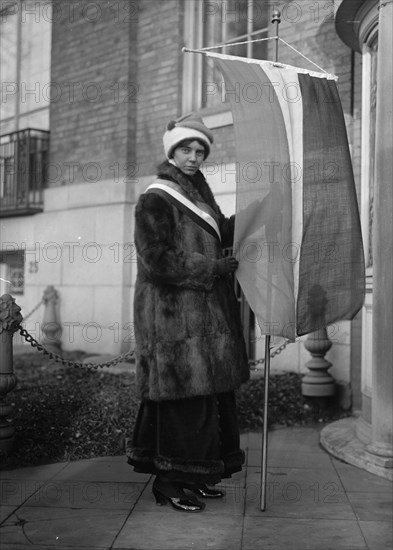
[183, 0, 269, 113]
[0, 128, 49, 215]
[0, 1, 52, 134]
[0, 155, 14, 199]
[0, 250, 25, 295]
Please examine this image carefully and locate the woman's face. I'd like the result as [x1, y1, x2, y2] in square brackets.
[172, 140, 205, 176]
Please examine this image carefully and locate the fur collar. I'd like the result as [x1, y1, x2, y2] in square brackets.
[157, 160, 221, 215]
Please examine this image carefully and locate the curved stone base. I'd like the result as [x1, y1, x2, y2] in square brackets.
[320, 417, 393, 481]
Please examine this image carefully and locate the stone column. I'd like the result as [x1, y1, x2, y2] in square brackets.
[367, 0, 393, 462]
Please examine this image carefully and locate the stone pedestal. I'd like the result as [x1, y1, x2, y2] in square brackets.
[321, 417, 393, 481]
[302, 328, 336, 397]
[41, 286, 62, 354]
[0, 294, 22, 460]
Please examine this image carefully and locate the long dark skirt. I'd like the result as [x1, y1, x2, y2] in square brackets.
[126, 391, 244, 485]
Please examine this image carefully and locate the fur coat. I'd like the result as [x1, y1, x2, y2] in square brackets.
[134, 161, 249, 401]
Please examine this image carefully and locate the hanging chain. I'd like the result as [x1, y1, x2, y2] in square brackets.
[18, 324, 289, 372]
[248, 339, 290, 369]
[21, 299, 44, 323]
[18, 326, 135, 371]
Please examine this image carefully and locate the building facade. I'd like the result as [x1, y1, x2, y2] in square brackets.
[1, 0, 391, 474]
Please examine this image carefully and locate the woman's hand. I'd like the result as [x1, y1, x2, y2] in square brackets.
[215, 256, 239, 275]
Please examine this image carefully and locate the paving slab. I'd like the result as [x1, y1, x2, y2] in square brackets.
[22, 481, 147, 510]
[1, 544, 109, 550]
[1, 463, 70, 506]
[114, 509, 244, 550]
[0, 507, 129, 548]
[244, 466, 356, 520]
[268, 429, 324, 450]
[346, 491, 393, 521]
[246, 465, 346, 492]
[358, 520, 393, 550]
[82, 455, 127, 463]
[245, 485, 356, 520]
[1, 477, 47, 507]
[242, 516, 369, 550]
[0, 504, 15, 523]
[332, 457, 393, 493]
[247, 448, 333, 469]
[1, 461, 69, 481]
[52, 457, 150, 483]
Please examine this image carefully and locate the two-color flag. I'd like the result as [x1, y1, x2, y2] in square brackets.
[207, 52, 365, 341]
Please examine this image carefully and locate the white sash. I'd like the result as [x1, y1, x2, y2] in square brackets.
[145, 181, 222, 241]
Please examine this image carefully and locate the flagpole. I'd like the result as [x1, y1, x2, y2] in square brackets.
[273, 8, 280, 64]
[260, 7, 281, 513]
[260, 332, 271, 511]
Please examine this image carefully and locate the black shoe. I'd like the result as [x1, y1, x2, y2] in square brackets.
[152, 480, 205, 512]
[183, 483, 225, 499]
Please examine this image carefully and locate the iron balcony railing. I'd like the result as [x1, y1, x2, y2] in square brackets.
[0, 128, 49, 217]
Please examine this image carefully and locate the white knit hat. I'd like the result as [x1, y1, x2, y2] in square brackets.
[163, 112, 214, 159]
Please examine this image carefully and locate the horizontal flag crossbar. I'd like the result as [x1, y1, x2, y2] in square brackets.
[182, 43, 337, 81]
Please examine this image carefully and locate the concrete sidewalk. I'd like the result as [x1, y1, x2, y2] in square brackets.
[0, 425, 392, 550]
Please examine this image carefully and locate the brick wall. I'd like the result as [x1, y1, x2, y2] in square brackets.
[206, 124, 236, 167]
[136, 0, 184, 176]
[49, 0, 138, 187]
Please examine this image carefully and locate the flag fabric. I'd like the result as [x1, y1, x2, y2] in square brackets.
[207, 52, 365, 341]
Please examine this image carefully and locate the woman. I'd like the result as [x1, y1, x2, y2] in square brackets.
[127, 112, 249, 512]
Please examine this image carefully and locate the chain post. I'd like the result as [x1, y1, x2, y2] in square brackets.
[0, 294, 23, 463]
[301, 327, 336, 400]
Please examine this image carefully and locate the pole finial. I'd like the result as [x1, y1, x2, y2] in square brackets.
[272, 8, 281, 63]
[272, 8, 281, 24]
